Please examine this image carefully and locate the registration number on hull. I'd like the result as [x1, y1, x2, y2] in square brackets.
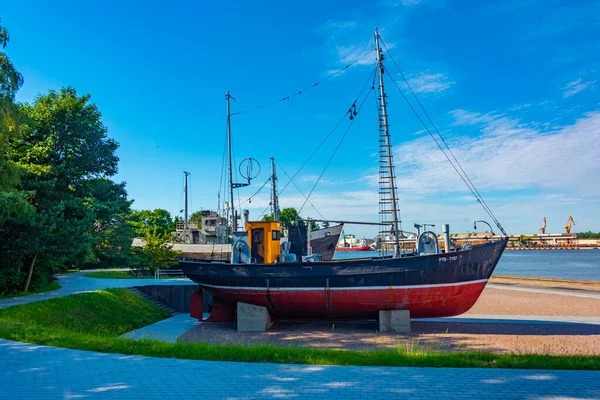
[439, 256, 458, 262]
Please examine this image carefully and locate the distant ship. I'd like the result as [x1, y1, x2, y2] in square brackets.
[335, 233, 371, 251]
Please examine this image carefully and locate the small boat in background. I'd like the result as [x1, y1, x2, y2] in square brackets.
[335, 233, 371, 251]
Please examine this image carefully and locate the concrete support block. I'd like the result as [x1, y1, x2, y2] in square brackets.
[236, 302, 272, 332]
[379, 309, 411, 333]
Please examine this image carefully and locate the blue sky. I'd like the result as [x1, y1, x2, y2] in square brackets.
[4, 0, 600, 237]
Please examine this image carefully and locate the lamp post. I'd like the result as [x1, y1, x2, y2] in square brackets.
[474, 220, 495, 241]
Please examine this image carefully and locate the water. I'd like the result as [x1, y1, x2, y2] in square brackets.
[333, 249, 600, 281]
[494, 250, 600, 281]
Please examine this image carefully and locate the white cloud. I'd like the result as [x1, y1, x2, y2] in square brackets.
[299, 175, 332, 185]
[391, 109, 600, 197]
[324, 21, 356, 30]
[562, 78, 595, 98]
[242, 108, 600, 236]
[382, 0, 422, 6]
[336, 42, 376, 66]
[406, 72, 455, 94]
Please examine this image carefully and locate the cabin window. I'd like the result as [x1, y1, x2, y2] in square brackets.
[272, 230, 281, 240]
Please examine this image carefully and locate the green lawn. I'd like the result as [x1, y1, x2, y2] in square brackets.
[0, 282, 62, 299]
[0, 289, 598, 370]
[83, 271, 153, 279]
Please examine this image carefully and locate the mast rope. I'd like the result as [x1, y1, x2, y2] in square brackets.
[379, 38, 507, 236]
[231, 48, 375, 116]
[281, 65, 378, 205]
[278, 112, 349, 197]
[239, 176, 272, 208]
[275, 159, 325, 220]
[299, 67, 377, 215]
[257, 202, 272, 220]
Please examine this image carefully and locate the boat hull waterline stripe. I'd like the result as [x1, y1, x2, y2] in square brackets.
[200, 278, 489, 292]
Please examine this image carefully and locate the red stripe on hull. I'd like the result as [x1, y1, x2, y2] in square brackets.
[205, 281, 488, 319]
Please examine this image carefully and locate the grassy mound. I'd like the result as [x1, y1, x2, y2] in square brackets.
[0, 288, 169, 337]
[0, 289, 598, 370]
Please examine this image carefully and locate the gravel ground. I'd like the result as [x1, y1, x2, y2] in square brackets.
[178, 280, 600, 355]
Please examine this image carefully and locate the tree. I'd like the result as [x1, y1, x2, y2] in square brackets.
[85, 179, 135, 268]
[1, 87, 127, 293]
[579, 231, 600, 239]
[261, 207, 319, 231]
[0, 19, 25, 190]
[189, 210, 204, 226]
[0, 20, 40, 294]
[132, 228, 181, 274]
[129, 209, 174, 237]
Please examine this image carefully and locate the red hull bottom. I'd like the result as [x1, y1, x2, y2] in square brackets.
[198, 280, 488, 322]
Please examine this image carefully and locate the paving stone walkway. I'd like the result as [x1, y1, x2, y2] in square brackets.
[120, 313, 204, 343]
[0, 271, 193, 309]
[1, 339, 599, 400]
[1, 273, 600, 398]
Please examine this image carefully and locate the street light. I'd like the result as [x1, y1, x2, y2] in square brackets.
[473, 220, 495, 241]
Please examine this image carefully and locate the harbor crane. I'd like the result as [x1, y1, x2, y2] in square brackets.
[564, 216, 575, 234]
[539, 217, 546, 234]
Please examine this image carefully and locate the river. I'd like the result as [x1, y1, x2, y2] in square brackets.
[333, 249, 600, 281]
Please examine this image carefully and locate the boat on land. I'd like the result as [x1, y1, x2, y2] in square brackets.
[181, 29, 508, 321]
[335, 233, 371, 251]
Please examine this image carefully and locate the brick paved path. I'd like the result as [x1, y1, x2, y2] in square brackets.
[1, 339, 599, 400]
[0, 271, 192, 309]
[1, 273, 599, 399]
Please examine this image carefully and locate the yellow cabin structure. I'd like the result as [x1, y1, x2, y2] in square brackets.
[245, 221, 281, 264]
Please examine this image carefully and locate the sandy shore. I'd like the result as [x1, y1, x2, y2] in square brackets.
[490, 275, 600, 292]
[178, 276, 600, 355]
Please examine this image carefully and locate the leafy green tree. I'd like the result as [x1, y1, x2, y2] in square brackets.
[579, 231, 600, 239]
[1, 87, 126, 293]
[85, 179, 135, 268]
[0, 19, 25, 190]
[189, 210, 204, 226]
[0, 20, 41, 294]
[129, 209, 174, 237]
[261, 207, 319, 231]
[133, 228, 181, 274]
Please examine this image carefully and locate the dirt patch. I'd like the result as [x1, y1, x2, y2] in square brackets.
[177, 319, 600, 355]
